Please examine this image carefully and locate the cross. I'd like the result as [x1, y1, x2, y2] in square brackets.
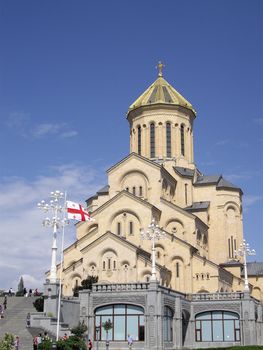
[67, 205, 90, 221]
[156, 61, 165, 77]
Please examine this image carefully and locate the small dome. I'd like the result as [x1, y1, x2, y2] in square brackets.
[127, 75, 196, 116]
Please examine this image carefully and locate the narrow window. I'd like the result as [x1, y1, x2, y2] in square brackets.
[157, 251, 160, 259]
[132, 187, 136, 195]
[180, 124, 185, 156]
[113, 260, 116, 270]
[184, 184, 188, 205]
[150, 123, 155, 158]
[129, 221, 133, 235]
[126, 187, 129, 192]
[228, 238, 231, 258]
[166, 122, 171, 157]
[138, 126, 141, 155]
[231, 236, 234, 258]
[176, 262, 180, 278]
[117, 222, 121, 236]
[103, 261, 106, 270]
[108, 258, 111, 270]
[139, 186, 143, 196]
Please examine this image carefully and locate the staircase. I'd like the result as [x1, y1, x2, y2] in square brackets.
[0, 296, 42, 350]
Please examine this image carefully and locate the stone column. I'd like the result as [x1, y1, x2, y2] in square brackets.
[146, 281, 160, 350]
[241, 292, 257, 345]
[43, 280, 60, 319]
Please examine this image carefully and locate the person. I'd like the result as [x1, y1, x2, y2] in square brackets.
[0, 304, 3, 318]
[3, 295, 7, 310]
[37, 333, 42, 346]
[88, 339, 92, 349]
[8, 287, 13, 296]
[33, 336, 38, 350]
[43, 332, 50, 341]
[127, 334, 133, 349]
[62, 333, 68, 340]
[14, 336, 20, 350]
[26, 313, 30, 327]
[23, 288, 27, 297]
[29, 288, 32, 297]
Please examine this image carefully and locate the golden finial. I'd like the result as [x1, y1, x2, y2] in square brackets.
[156, 61, 165, 77]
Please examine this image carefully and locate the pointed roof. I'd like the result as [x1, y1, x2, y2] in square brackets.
[127, 71, 196, 116]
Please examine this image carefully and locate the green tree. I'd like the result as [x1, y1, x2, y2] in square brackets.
[33, 296, 44, 312]
[102, 319, 113, 344]
[0, 333, 15, 350]
[16, 276, 24, 296]
[73, 275, 98, 297]
[70, 321, 87, 338]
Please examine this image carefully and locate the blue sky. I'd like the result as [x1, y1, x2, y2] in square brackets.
[0, 0, 262, 290]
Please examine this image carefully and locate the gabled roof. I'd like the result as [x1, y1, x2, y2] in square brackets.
[194, 174, 242, 194]
[86, 185, 109, 205]
[185, 201, 210, 212]
[127, 76, 196, 116]
[244, 262, 263, 276]
[173, 166, 195, 178]
[107, 152, 161, 173]
[91, 190, 161, 217]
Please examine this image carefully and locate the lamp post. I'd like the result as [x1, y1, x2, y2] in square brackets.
[140, 218, 165, 281]
[37, 190, 65, 283]
[234, 239, 256, 292]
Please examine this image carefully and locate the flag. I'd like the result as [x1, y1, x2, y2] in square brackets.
[66, 201, 93, 222]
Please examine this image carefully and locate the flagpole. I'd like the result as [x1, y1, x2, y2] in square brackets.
[56, 191, 67, 341]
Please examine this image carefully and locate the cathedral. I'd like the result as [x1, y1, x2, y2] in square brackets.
[35, 64, 263, 349]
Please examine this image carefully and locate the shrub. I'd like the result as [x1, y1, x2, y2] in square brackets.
[33, 296, 44, 312]
[70, 321, 87, 338]
[73, 275, 98, 296]
[56, 336, 86, 350]
[0, 333, 15, 350]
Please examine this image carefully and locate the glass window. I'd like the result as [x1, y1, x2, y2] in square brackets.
[138, 126, 141, 155]
[166, 122, 171, 157]
[176, 262, 179, 278]
[132, 187, 136, 195]
[95, 304, 144, 341]
[139, 186, 143, 196]
[163, 306, 173, 342]
[150, 123, 155, 158]
[195, 311, 240, 342]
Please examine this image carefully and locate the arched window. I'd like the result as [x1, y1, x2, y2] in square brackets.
[150, 123, 155, 158]
[137, 126, 142, 155]
[95, 304, 145, 341]
[103, 261, 106, 270]
[163, 306, 173, 342]
[117, 222, 121, 236]
[129, 221, 133, 235]
[176, 262, 180, 278]
[132, 187, 136, 195]
[180, 125, 185, 156]
[139, 186, 143, 197]
[195, 311, 240, 342]
[166, 122, 171, 158]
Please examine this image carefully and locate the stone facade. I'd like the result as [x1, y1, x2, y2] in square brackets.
[35, 67, 263, 348]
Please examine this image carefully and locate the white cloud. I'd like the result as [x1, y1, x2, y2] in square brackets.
[0, 164, 105, 291]
[60, 130, 78, 138]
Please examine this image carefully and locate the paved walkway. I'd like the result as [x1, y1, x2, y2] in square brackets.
[0, 296, 42, 350]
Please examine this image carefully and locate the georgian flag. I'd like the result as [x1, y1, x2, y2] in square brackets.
[66, 201, 93, 222]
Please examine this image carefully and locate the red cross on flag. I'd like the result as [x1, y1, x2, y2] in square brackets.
[66, 201, 93, 222]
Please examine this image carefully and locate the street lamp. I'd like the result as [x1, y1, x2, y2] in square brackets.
[37, 190, 66, 283]
[141, 218, 165, 281]
[234, 239, 256, 292]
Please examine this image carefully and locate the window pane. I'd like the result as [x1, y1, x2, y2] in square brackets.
[224, 311, 238, 320]
[212, 320, 223, 341]
[101, 316, 113, 340]
[96, 305, 113, 315]
[201, 321, 212, 341]
[114, 316, 125, 340]
[196, 312, 211, 320]
[127, 305, 144, 314]
[224, 320, 234, 341]
[212, 311, 223, 319]
[127, 316, 139, 341]
[139, 318, 145, 341]
[114, 304, 126, 314]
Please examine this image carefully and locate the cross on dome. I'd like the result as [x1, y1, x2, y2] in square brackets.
[156, 61, 165, 77]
